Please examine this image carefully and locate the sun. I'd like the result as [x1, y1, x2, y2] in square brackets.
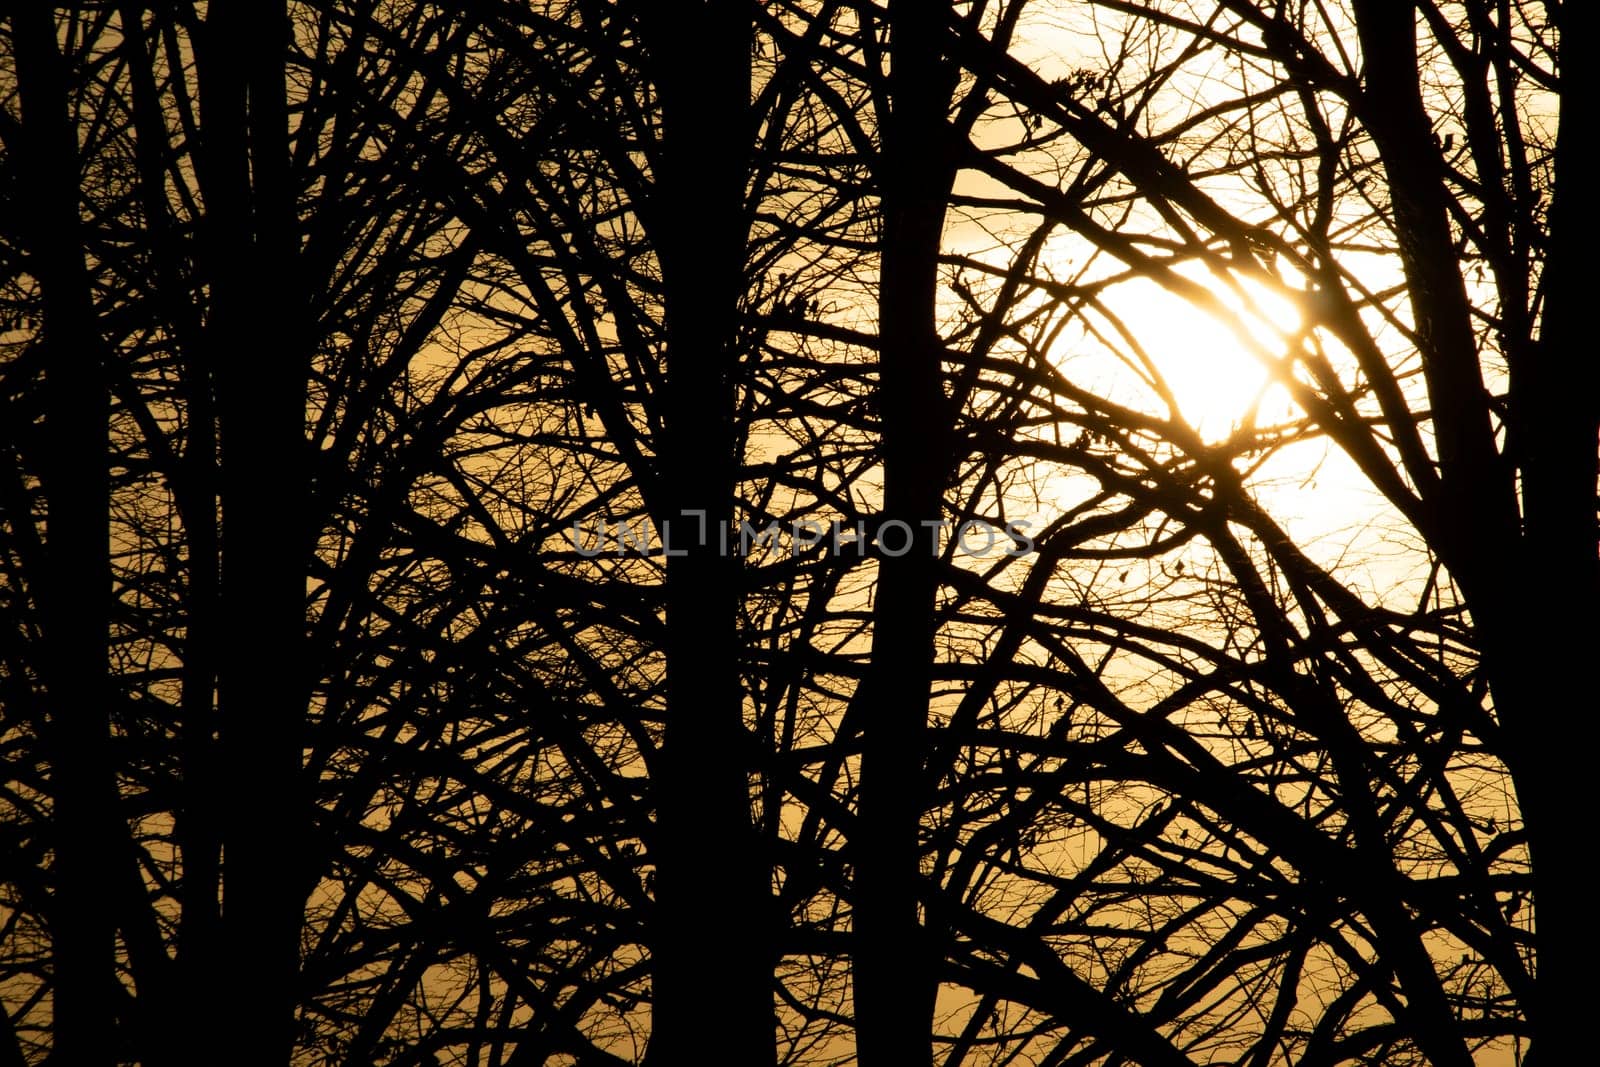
[1094, 273, 1304, 441]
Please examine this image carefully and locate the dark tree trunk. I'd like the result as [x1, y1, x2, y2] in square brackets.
[197, 5, 309, 1062]
[852, 3, 957, 1063]
[12, 10, 117, 1064]
[115, 8, 227, 1059]
[640, 5, 773, 1064]
[1353, 3, 1597, 1061]
[1490, 3, 1598, 1061]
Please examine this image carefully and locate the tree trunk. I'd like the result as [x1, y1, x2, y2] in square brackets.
[115, 8, 228, 1059]
[1353, 3, 1597, 1060]
[1491, 2, 1598, 1059]
[641, 5, 773, 1064]
[197, 5, 309, 1062]
[853, 3, 956, 1063]
[12, 10, 117, 1064]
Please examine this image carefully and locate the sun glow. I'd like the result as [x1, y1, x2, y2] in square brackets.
[1021, 252, 1430, 605]
[1087, 272, 1305, 441]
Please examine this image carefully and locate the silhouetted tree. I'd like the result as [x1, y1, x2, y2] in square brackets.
[7, 9, 115, 1063]
[2, 2, 1582, 1065]
[905, 0, 1568, 1061]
